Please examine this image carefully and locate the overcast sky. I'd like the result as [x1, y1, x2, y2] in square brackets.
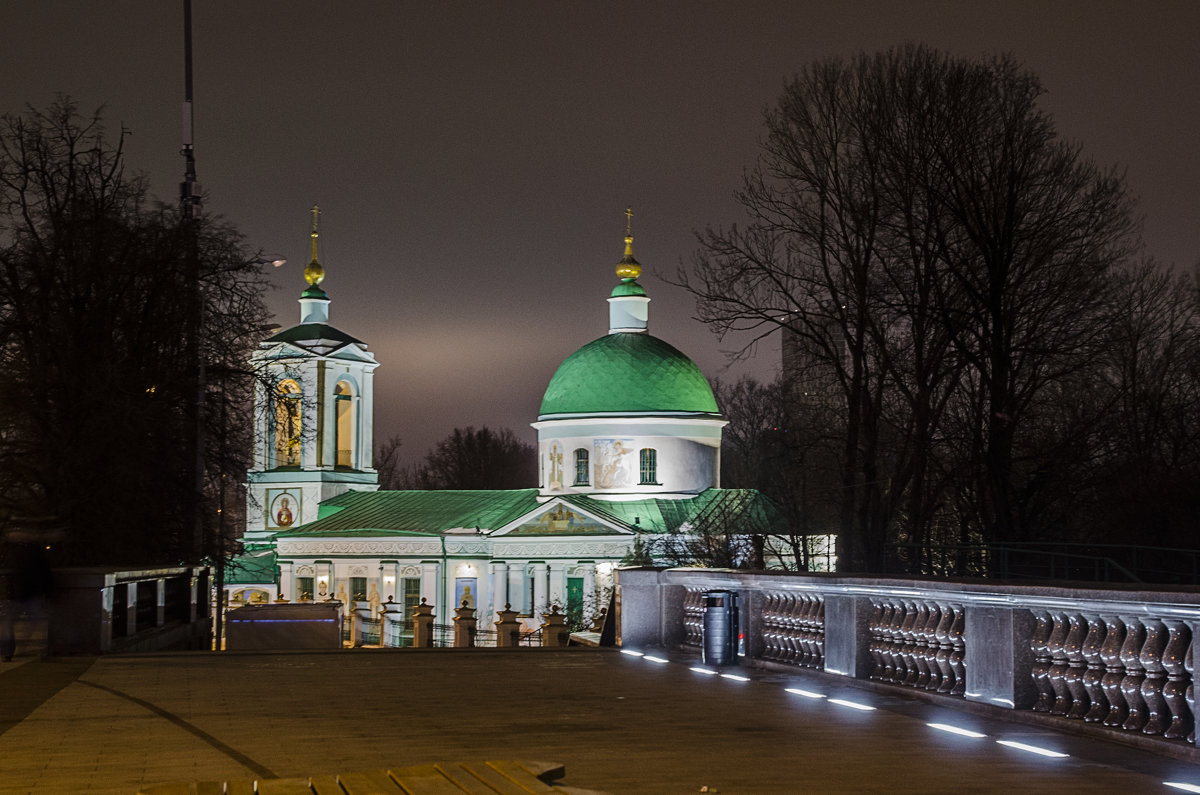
[2, 1, 1197, 464]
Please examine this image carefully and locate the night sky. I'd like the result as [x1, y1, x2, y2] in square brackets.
[2, 2, 1197, 464]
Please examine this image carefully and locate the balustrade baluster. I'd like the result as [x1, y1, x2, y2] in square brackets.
[948, 606, 966, 696]
[1160, 619, 1192, 741]
[919, 603, 941, 690]
[881, 600, 902, 682]
[1047, 611, 1071, 715]
[785, 593, 802, 664]
[1185, 639, 1195, 744]
[1140, 617, 1169, 736]
[906, 602, 930, 687]
[874, 601, 894, 680]
[796, 595, 814, 667]
[1120, 616, 1148, 732]
[812, 597, 825, 668]
[1081, 613, 1108, 723]
[760, 593, 776, 661]
[1030, 610, 1054, 712]
[933, 603, 954, 693]
[898, 600, 920, 686]
[868, 600, 885, 680]
[1064, 613, 1089, 719]
[1100, 613, 1128, 728]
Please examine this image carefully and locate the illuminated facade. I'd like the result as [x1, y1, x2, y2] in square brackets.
[229, 213, 769, 633]
[242, 210, 380, 551]
[532, 227, 726, 498]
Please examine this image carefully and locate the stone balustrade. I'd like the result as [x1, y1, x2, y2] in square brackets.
[45, 565, 211, 654]
[615, 567, 1200, 747]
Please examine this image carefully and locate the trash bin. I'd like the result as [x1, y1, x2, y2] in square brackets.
[702, 589, 739, 666]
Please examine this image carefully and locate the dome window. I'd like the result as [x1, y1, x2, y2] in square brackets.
[573, 448, 590, 486]
[639, 448, 658, 485]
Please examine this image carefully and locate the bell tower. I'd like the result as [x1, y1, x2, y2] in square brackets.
[243, 206, 380, 547]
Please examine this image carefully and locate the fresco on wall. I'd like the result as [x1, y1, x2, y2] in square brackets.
[594, 438, 635, 488]
[547, 441, 564, 491]
[509, 504, 617, 536]
[455, 578, 477, 610]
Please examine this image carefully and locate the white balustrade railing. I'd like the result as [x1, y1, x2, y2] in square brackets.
[616, 568, 1200, 747]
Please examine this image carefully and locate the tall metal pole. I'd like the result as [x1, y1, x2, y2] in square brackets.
[180, 0, 210, 646]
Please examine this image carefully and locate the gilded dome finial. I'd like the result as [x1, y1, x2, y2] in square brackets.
[304, 204, 325, 287]
[616, 206, 642, 280]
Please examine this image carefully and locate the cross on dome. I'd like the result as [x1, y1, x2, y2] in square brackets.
[616, 205, 642, 280]
[304, 203, 325, 287]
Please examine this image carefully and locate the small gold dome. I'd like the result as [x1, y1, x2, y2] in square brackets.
[304, 258, 325, 286]
[615, 207, 641, 279]
[616, 234, 642, 280]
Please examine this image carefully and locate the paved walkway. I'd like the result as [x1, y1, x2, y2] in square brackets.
[1, 646, 1198, 794]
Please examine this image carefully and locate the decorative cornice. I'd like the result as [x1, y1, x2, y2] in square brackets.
[276, 536, 634, 559]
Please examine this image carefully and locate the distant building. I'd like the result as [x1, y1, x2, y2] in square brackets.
[226, 212, 772, 638]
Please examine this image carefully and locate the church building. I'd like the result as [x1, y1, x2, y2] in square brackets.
[227, 210, 769, 639]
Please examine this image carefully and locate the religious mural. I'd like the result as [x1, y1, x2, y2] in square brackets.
[594, 438, 635, 488]
[547, 441, 564, 492]
[509, 504, 617, 536]
[267, 488, 302, 528]
[455, 578, 477, 610]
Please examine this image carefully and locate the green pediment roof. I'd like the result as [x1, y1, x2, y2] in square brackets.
[539, 332, 720, 417]
[560, 489, 776, 535]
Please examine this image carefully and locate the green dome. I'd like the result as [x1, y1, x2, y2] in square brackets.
[610, 279, 647, 297]
[539, 332, 720, 417]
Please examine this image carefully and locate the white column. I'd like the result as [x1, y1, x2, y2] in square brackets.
[381, 562, 400, 604]
[582, 563, 597, 623]
[490, 561, 508, 619]
[532, 563, 549, 619]
[549, 562, 566, 612]
[278, 561, 294, 601]
[420, 562, 439, 614]
[361, 368, 375, 472]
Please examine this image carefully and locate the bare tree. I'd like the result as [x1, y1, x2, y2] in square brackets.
[373, 433, 407, 489]
[412, 426, 536, 490]
[0, 98, 270, 564]
[680, 47, 1140, 571]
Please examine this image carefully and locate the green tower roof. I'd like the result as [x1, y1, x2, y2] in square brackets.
[538, 332, 719, 417]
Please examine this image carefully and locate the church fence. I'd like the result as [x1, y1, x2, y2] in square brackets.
[616, 567, 1200, 750]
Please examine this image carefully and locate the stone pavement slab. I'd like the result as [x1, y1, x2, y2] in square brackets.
[2, 648, 1199, 794]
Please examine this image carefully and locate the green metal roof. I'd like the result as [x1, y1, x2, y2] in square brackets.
[610, 279, 647, 297]
[267, 323, 364, 346]
[563, 489, 777, 535]
[272, 488, 777, 539]
[538, 332, 720, 417]
[274, 489, 542, 537]
[226, 549, 277, 584]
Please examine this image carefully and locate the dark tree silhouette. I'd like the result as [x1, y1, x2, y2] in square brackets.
[411, 426, 537, 490]
[680, 47, 1141, 571]
[0, 99, 270, 565]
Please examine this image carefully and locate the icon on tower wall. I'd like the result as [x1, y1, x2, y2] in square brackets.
[267, 488, 302, 528]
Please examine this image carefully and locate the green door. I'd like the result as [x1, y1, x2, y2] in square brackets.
[566, 577, 584, 628]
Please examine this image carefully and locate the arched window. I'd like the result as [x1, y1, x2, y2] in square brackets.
[334, 380, 356, 468]
[573, 448, 590, 486]
[639, 447, 658, 485]
[273, 379, 302, 467]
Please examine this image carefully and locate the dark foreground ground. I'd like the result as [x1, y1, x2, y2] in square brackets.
[1, 646, 1198, 794]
